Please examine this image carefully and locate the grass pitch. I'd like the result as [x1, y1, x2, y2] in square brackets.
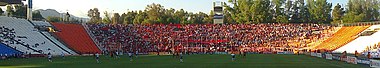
[0, 54, 368, 68]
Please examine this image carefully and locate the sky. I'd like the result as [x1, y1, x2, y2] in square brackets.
[26, 0, 348, 18]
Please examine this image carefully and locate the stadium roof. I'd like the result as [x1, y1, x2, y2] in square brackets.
[0, 0, 23, 6]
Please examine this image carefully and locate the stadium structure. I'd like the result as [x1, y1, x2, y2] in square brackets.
[0, 0, 378, 68]
[213, 1, 223, 24]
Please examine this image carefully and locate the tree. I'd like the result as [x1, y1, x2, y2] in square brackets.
[87, 8, 101, 23]
[343, 0, 379, 23]
[185, 12, 195, 24]
[0, 7, 4, 16]
[225, 0, 238, 23]
[284, 0, 292, 23]
[6, 5, 14, 17]
[332, 3, 344, 24]
[133, 10, 147, 24]
[193, 12, 208, 24]
[120, 13, 126, 24]
[251, 0, 272, 23]
[290, 0, 308, 23]
[297, 0, 310, 23]
[174, 9, 187, 24]
[124, 11, 137, 24]
[168, 8, 176, 23]
[13, 4, 27, 18]
[237, 0, 253, 24]
[364, 0, 379, 21]
[223, 2, 234, 24]
[32, 11, 44, 20]
[269, 0, 291, 23]
[224, 0, 253, 24]
[272, 0, 286, 23]
[46, 16, 62, 22]
[162, 8, 175, 24]
[102, 11, 111, 24]
[111, 13, 120, 24]
[307, 0, 332, 23]
[224, 10, 234, 24]
[145, 3, 165, 24]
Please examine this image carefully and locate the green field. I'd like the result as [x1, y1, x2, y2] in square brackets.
[0, 54, 368, 68]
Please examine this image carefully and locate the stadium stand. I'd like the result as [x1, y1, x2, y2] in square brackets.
[51, 23, 101, 54]
[87, 23, 331, 54]
[334, 25, 380, 53]
[0, 42, 21, 55]
[32, 21, 77, 55]
[40, 31, 77, 54]
[314, 25, 370, 51]
[0, 16, 71, 55]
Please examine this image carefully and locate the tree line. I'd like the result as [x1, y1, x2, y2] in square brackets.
[87, 3, 213, 25]
[224, 0, 379, 24]
[86, 0, 378, 24]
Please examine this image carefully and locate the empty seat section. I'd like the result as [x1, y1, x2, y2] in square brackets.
[51, 23, 101, 54]
[0, 16, 69, 55]
[314, 26, 370, 51]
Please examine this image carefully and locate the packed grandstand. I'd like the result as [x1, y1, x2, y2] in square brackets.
[86, 23, 332, 54]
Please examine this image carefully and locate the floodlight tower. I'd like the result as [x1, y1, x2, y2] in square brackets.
[26, 0, 32, 20]
[213, 1, 224, 24]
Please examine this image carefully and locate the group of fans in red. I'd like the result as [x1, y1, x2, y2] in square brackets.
[87, 23, 331, 55]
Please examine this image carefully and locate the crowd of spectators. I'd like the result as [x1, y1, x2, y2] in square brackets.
[87, 23, 332, 54]
[0, 26, 17, 46]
